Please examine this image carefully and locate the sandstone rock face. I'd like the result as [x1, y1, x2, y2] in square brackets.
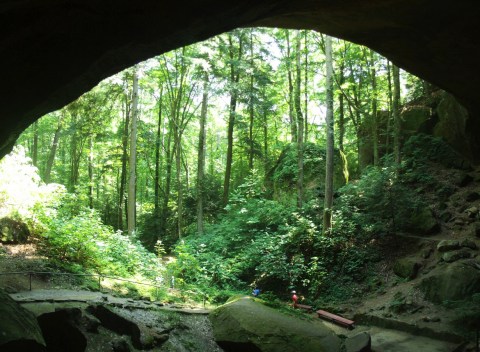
[0, 289, 46, 351]
[418, 263, 480, 303]
[209, 297, 341, 352]
[0, 1, 479, 160]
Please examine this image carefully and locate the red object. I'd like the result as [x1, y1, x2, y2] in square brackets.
[316, 309, 355, 329]
[292, 293, 298, 306]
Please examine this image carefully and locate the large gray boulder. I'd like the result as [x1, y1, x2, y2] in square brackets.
[209, 297, 341, 352]
[0, 289, 46, 351]
[418, 263, 480, 303]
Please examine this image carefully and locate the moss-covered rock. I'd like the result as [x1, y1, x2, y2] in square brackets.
[393, 257, 421, 280]
[0, 289, 46, 351]
[209, 297, 341, 352]
[442, 250, 472, 263]
[437, 240, 461, 252]
[418, 263, 480, 303]
[406, 208, 439, 235]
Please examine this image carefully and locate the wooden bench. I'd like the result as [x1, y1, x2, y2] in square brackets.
[316, 309, 355, 329]
[294, 303, 313, 312]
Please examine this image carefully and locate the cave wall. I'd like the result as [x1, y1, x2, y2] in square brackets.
[1, 0, 479, 159]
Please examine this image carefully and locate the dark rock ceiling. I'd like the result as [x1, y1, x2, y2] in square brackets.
[1, 0, 479, 158]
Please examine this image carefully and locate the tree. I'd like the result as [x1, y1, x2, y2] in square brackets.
[44, 111, 64, 183]
[127, 68, 139, 236]
[197, 71, 209, 234]
[294, 32, 304, 208]
[222, 30, 244, 206]
[392, 63, 401, 166]
[323, 35, 334, 235]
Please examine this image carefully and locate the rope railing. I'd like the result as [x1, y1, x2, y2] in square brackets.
[0, 271, 208, 307]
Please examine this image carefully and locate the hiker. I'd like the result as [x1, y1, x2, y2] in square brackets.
[252, 287, 260, 297]
[291, 290, 298, 307]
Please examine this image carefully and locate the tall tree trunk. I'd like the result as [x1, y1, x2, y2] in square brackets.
[248, 28, 255, 170]
[127, 69, 139, 236]
[386, 60, 393, 154]
[294, 32, 304, 209]
[88, 134, 94, 209]
[323, 35, 335, 235]
[161, 129, 173, 238]
[263, 92, 269, 182]
[338, 65, 349, 184]
[154, 88, 163, 213]
[369, 50, 379, 166]
[44, 113, 63, 183]
[175, 137, 183, 239]
[392, 64, 401, 166]
[222, 32, 242, 206]
[285, 30, 297, 143]
[68, 114, 79, 192]
[197, 72, 208, 234]
[32, 121, 38, 167]
[118, 99, 130, 231]
[304, 30, 309, 142]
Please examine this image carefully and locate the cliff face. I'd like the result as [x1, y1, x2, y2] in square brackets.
[1, 0, 480, 159]
[359, 91, 476, 166]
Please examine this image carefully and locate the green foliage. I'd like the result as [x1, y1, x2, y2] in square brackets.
[37, 201, 164, 280]
[0, 151, 166, 290]
[402, 133, 464, 169]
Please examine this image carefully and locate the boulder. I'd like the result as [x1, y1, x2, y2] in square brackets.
[0, 217, 30, 243]
[345, 332, 371, 352]
[406, 208, 439, 235]
[418, 263, 480, 303]
[437, 240, 461, 252]
[442, 250, 472, 263]
[393, 257, 421, 280]
[209, 297, 341, 352]
[0, 289, 46, 351]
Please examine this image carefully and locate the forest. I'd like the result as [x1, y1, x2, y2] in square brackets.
[0, 27, 464, 308]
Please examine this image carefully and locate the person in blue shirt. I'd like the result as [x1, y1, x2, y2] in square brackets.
[252, 287, 260, 297]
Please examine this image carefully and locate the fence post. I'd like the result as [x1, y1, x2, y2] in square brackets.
[98, 275, 102, 292]
[29, 273, 32, 291]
